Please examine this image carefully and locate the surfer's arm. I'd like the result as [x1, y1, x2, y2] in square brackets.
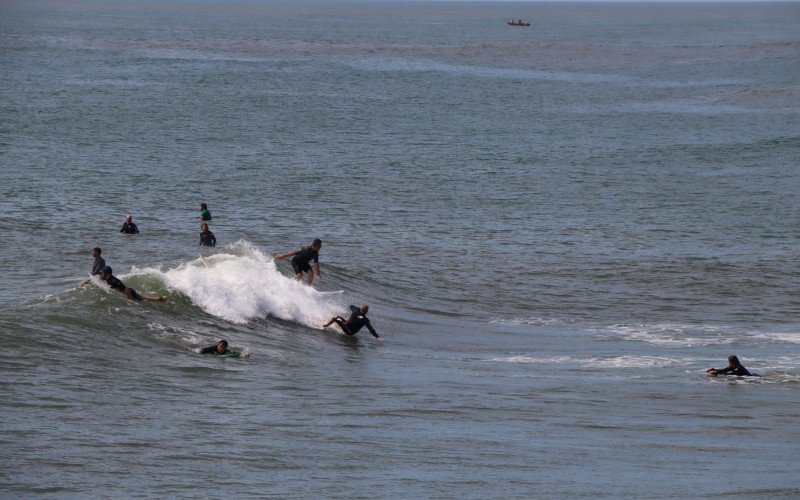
[314, 261, 321, 277]
[365, 320, 379, 338]
[275, 250, 295, 260]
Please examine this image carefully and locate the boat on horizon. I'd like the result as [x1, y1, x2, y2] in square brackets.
[507, 20, 531, 27]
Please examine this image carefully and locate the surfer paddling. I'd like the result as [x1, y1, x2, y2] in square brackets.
[101, 266, 167, 302]
[81, 247, 106, 285]
[199, 339, 248, 358]
[275, 238, 322, 285]
[323, 304, 380, 340]
[707, 355, 758, 377]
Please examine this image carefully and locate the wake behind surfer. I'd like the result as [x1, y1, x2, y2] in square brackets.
[199, 223, 216, 247]
[101, 266, 167, 302]
[275, 238, 322, 285]
[81, 247, 106, 285]
[323, 304, 380, 339]
[120, 214, 139, 234]
[707, 355, 758, 377]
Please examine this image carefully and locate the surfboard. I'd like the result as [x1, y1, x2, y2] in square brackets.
[199, 255, 210, 269]
[318, 290, 344, 296]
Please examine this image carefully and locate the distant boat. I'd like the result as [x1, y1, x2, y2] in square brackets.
[507, 20, 531, 27]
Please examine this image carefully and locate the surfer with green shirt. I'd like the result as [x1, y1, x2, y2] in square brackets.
[199, 203, 212, 221]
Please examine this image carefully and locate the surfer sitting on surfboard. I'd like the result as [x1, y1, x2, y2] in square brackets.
[275, 238, 322, 285]
[707, 355, 757, 376]
[81, 247, 106, 285]
[199, 223, 216, 247]
[323, 304, 380, 339]
[101, 266, 167, 302]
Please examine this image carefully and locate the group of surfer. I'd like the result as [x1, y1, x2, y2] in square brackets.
[82, 247, 167, 302]
[87, 203, 380, 357]
[119, 204, 217, 247]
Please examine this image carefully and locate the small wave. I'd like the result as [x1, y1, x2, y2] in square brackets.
[131, 241, 341, 326]
[597, 323, 738, 347]
[753, 332, 800, 345]
[488, 355, 572, 364]
[487, 355, 688, 369]
[349, 57, 629, 84]
[489, 316, 568, 327]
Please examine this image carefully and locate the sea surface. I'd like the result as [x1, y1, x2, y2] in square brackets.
[2, 0, 799, 496]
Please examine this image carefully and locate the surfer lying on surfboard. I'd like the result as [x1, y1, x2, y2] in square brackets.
[323, 304, 380, 339]
[101, 266, 167, 302]
[199, 339, 248, 358]
[707, 355, 758, 377]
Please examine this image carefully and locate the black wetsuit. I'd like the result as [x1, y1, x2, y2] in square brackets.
[200, 230, 216, 247]
[334, 305, 379, 338]
[291, 246, 318, 274]
[200, 345, 230, 355]
[715, 365, 753, 376]
[120, 221, 139, 234]
[104, 275, 142, 301]
[91, 257, 106, 276]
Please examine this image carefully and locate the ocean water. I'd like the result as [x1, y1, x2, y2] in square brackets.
[2, 0, 799, 496]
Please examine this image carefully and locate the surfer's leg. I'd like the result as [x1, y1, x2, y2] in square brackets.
[334, 318, 353, 335]
[305, 269, 314, 285]
[144, 295, 168, 302]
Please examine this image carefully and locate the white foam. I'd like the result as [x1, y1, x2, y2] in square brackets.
[753, 332, 800, 345]
[488, 354, 686, 369]
[132, 241, 341, 326]
[488, 356, 572, 364]
[489, 317, 567, 327]
[598, 323, 737, 347]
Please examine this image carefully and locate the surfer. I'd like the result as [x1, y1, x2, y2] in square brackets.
[322, 304, 380, 339]
[120, 214, 139, 234]
[199, 340, 248, 358]
[199, 203, 212, 221]
[707, 355, 757, 376]
[200, 340, 232, 355]
[199, 223, 216, 247]
[100, 266, 167, 302]
[81, 247, 106, 285]
[275, 238, 322, 285]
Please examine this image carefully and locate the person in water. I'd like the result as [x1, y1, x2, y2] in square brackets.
[707, 355, 756, 376]
[81, 247, 106, 285]
[101, 266, 167, 302]
[120, 214, 139, 234]
[275, 238, 322, 285]
[199, 340, 248, 358]
[322, 304, 380, 339]
[200, 340, 231, 355]
[199, 203, 212, 221]
[199, 223, 216, 247]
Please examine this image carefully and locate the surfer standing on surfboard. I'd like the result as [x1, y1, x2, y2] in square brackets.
[275, 238, 322, 285]
[323, 304, 380, 340]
